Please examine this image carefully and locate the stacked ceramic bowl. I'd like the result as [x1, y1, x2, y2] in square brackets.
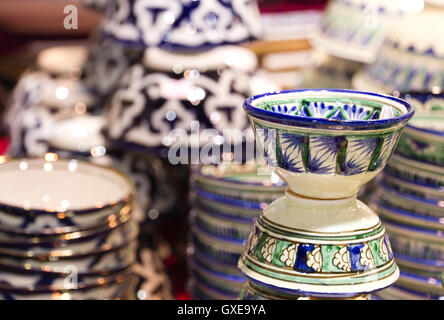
[370, 92, 444, 300]
[187, 163, 285, 300]
[0, 157, 139, 300]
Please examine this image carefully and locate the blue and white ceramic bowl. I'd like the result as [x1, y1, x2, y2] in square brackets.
[101, 0, 262, 50]
[0, 158, 134, 235]
[384, 153, 444, 190]
[377, 181, 444, 219]
[243, 89, 414, 199]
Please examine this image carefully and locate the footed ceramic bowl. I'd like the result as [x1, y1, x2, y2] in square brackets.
[243, 89, 414, 199]
[394, 92, 444, 166]
[102, 0, 262, 50]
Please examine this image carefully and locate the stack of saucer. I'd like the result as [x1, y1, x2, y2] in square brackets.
[0, 157, 139, 300]
[187, 163, 285, 299]
[370, 92, 444, 300]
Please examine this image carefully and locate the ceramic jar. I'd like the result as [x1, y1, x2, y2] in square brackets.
[238, 89, 414, 298]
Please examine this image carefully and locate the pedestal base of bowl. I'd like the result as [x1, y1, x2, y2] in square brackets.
[238, 192, 399, 298]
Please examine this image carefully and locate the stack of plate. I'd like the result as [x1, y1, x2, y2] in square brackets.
[0, 158, 139, 300]
[187, 163, 285, 300]
[370, 92, 444, 300]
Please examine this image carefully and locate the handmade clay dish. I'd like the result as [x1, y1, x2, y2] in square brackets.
[0, 219, 138, 256]
[377, 182, 444, 218]
[352, 7, 444, 93]
[187, 256, 244, 298]
[394, 254, 444, 281]
[105, 45, 258, 156]
[189, 247, 243, 279]
[189, 225, 244, 266]
[194, 194, 262, 223]
[370, 197, 444, 231]
[384, 153, 444, 190]
[0, 218, 135, 251]
[382, 220, 444, 261]
[395, 92, 444, 166]
[311, 0, 423, 64]
[101, 0, 262, 50]
[243, 89, 414, 199]
[395, 271, 444, 299]
[188, 279, 236, 300]
[239, 89, 414, 298]
[0, 269, 132, 300]
[0, 158, 134, 234]
[191, 164, 285, 205]
[381, 172, 443, 202]
[0, 241, 138, 275]
[189, 208, 253, 242]
[372, 285, 433, 300]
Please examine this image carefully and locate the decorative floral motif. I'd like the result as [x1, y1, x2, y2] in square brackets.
[378, 237, 389, 262]
[248, 232, 260, 255]
[306, 246, 322, 272]
[360, 243, 375, 269]
[260, 237, 276, 263]
[333, 246, 351, 272]
[279, 244, 297, 268]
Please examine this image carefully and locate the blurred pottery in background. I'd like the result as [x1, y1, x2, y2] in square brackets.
[311, 0, 424, 64]
[353, 6, 444, 93]
[101, 0, 262, 50]
[104, 45, 265, 157]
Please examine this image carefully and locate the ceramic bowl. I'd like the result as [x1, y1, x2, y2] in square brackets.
[243, 89, 414, 199]
[352, 7, 444, 93]
[188, 279, 237, 300]
[101, 0, 262, 50]
[394, 271, 444, 299]
[0, 270, 132, 300]
[382, 220, 444, 262]
[189, 224, 244, 266]
[394, 253, 444, 281]
[0, 158, 134, 234]
[105, 45, 258, 156]
[311, 0, 422, 64]
[191, 163, 285, 204]
[187, 256, 244, 298]
[377, 181, 444, 219]
[82, 0, 110, 11]
[381, 172, 443, 202]
[394, 92, 444, 166]
[370, 197, 444, 231]
[384, 153, 444, 190]
[0, 241, 138, 275]
[372, 284, 436, 300]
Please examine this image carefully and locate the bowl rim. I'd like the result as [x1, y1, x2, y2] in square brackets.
[244, 89, 415, 130]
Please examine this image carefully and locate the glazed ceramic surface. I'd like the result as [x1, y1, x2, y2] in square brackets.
[105, 46, 258, 155]
[244, 89, 413, 199]
[102, 0, 262, 50]
[353, 7, 444, 93]
[36, 45, 88, 78]
[311, 0, 422, 64]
